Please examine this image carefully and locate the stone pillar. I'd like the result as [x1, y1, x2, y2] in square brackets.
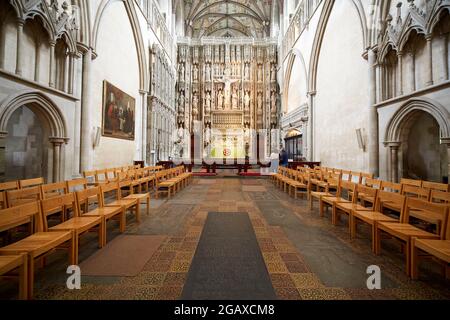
[68, 53, 74, 94]
[409, 51, 415, 92]
[34, 40, 41, 82]
[50, 138, 65, 182]
[397, 51, 403, 96]
[15, 18, 25, 76]
[441, 138, 450, 181]
[80, 48, 93, 172]
[140, 90, 148, 162]
[387, 142, 401, 183]
[425, 35, 433, 86]
[49, 40, 56, 88]
[442, 33, 449, 81]
[368, 49, 379, 177]
[307, 92, 315, 161]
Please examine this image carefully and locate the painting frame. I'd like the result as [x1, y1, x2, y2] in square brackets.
[102, 80, 136, 141]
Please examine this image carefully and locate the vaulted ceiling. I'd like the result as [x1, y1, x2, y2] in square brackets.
[184, 0, 275, 38]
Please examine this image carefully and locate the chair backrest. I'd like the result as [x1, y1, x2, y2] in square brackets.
[100, 181, 120, 203]
[341, 170, 351, 182]
[375, 190, 406, 214]
[350, 172, 362, 184]
[422, 181, 449, 192]
[360, 172, 374, 184]
[430, 190, 450, 204]
[401, 185, 430, 201]
[75, 187, 102, 213]
[41, 181, 68, 199]
[0, 181, 20, 209]
[337, 181, 356, 198]
[105, 168, 117, 181]
[40, 193, 78, 231]
[445, 211, 450, 240]
[381, 180, 402, 193]
[365, 178, 382, 189]
[0, 202, 42, 234]
[66, 178, 89, 193]
[356, 184, 378, 203]
[19, 177, 44, 189]
[404, 198, 449, 238]
[95, 169, 108, 183]
[6, 186, 41, 208]
[400, 178, 422, 188]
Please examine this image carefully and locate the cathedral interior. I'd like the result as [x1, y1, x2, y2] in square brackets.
[0, 0, 450, 303]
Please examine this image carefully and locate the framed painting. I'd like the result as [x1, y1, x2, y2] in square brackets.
[102, 80, 135, 141]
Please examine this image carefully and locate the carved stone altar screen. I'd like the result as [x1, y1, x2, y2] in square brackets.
[176, 39, 279, 158]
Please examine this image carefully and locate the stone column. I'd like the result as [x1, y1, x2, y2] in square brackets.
[425, 34, 433, 86]
[387, 142, 401, 183]
[442, 33, 449, 81]
[49, 40, 56, 88]
[68, 53, 74, 94]
[368, 49, 379, 177]
[409, 51, 416, 92]
[397, 51, 403, 96]
[140, 90, 148, 163]
[50, 138, 65, 182]
[15, 18, 25, 76]
[307, 91, 315, 161]
[441, 138, 450, 181]
[34, 40, 41, 82]
[80, 48, 93, 172]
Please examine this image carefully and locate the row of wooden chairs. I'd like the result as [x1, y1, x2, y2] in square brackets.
[0, 178, 151, 299]
[83, 165, 163, 188]
[155, 167, 193, 199]
[271, 166, 450, 280]
[0, 178, 45, 209]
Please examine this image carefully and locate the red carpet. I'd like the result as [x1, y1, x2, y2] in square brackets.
[239, 172, 261, 177]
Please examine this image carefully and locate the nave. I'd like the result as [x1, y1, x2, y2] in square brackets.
[1, 176, 448, 300]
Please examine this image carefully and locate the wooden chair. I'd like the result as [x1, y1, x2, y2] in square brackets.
[41, 193, 104, 265]
[95, 169, 109, 185]
[66, 178, 97, 212]
[319, 181, 355, 223]
[75, 187, 124, 245]
[82, 170, 97, 186]
[0, 253, 28, 299]
[430, 190, 450, 204]
[334, 184, 377, 231]
[309, 176, 338, 210]
[375, 198, 448, 276]
[341, 170, 351, 182]
[411, 210, 450, 280]
[0, 181, 19, 209]
[105, 168, 117, 182]
[400, 178, 422, 188]
[6, 187, 41, 208]
[18, 178, 44, 189]
[40, 182, 69, 221]
[100, 181, 138, 224]
[381, 180, 402, 193]
[422, 181, 449, 193]
[350, 191, 405, 252]
[401, 185, 430, 201]
[286, 172, 308, 199]
[358, 178, 382, 206]
[0, 202, 75, 299]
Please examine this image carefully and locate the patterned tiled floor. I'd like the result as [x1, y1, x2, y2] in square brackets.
[1, 177, 449, 300]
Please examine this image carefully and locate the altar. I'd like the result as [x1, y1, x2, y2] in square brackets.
[207, 129, 248, 159]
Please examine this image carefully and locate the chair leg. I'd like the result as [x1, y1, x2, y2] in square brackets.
[18, 255, 28, 300]
[146, 197, 150, 216]
[374, 224, 381, 255]
[120, 209, 126, 232]
[410, 237, 419, 280]
[136, 202, 141, 223]
[27, 256, 34, 300]
[405, 239, 411, 277]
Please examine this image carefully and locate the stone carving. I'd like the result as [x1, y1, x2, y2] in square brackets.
[193, 64, 198, 82]
[205, 91, 211, 113]
[271, 64, 277, 81]
[179, 63, 185, 81]
[244, 91, 251, 111]
[217, 90, 224, 110]
[205, 63, 211, 81]
[232, 89, 238, 110]
[244, 63, 250, 80]
[257, 65, 263, 82]
[178, 91, 185, 113]
[214, 66, 239, 110]
[192, 93, 199, 116]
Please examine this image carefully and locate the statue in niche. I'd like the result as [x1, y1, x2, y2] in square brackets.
[244, 91, 251, 111]
[193, 64, 198, 82]
[244, 63, 250, 80]
[179, 64, 185, 81]
[217, 90, 224, 110]
[258, 65, 263, 82]
[271, 64, 277, 81]
[205, 91, 211, 113]
[192, 93, 199, 116]
[231, 88, 238, 110]
[257, 92, 263, 111]
[205, 63, 211, 81]
[178, 91, 185, 114]
[205, 124, 211, 146]
[271, 92, 277, 114]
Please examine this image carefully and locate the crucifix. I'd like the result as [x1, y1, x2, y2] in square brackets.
[214, 66, 239, 110]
